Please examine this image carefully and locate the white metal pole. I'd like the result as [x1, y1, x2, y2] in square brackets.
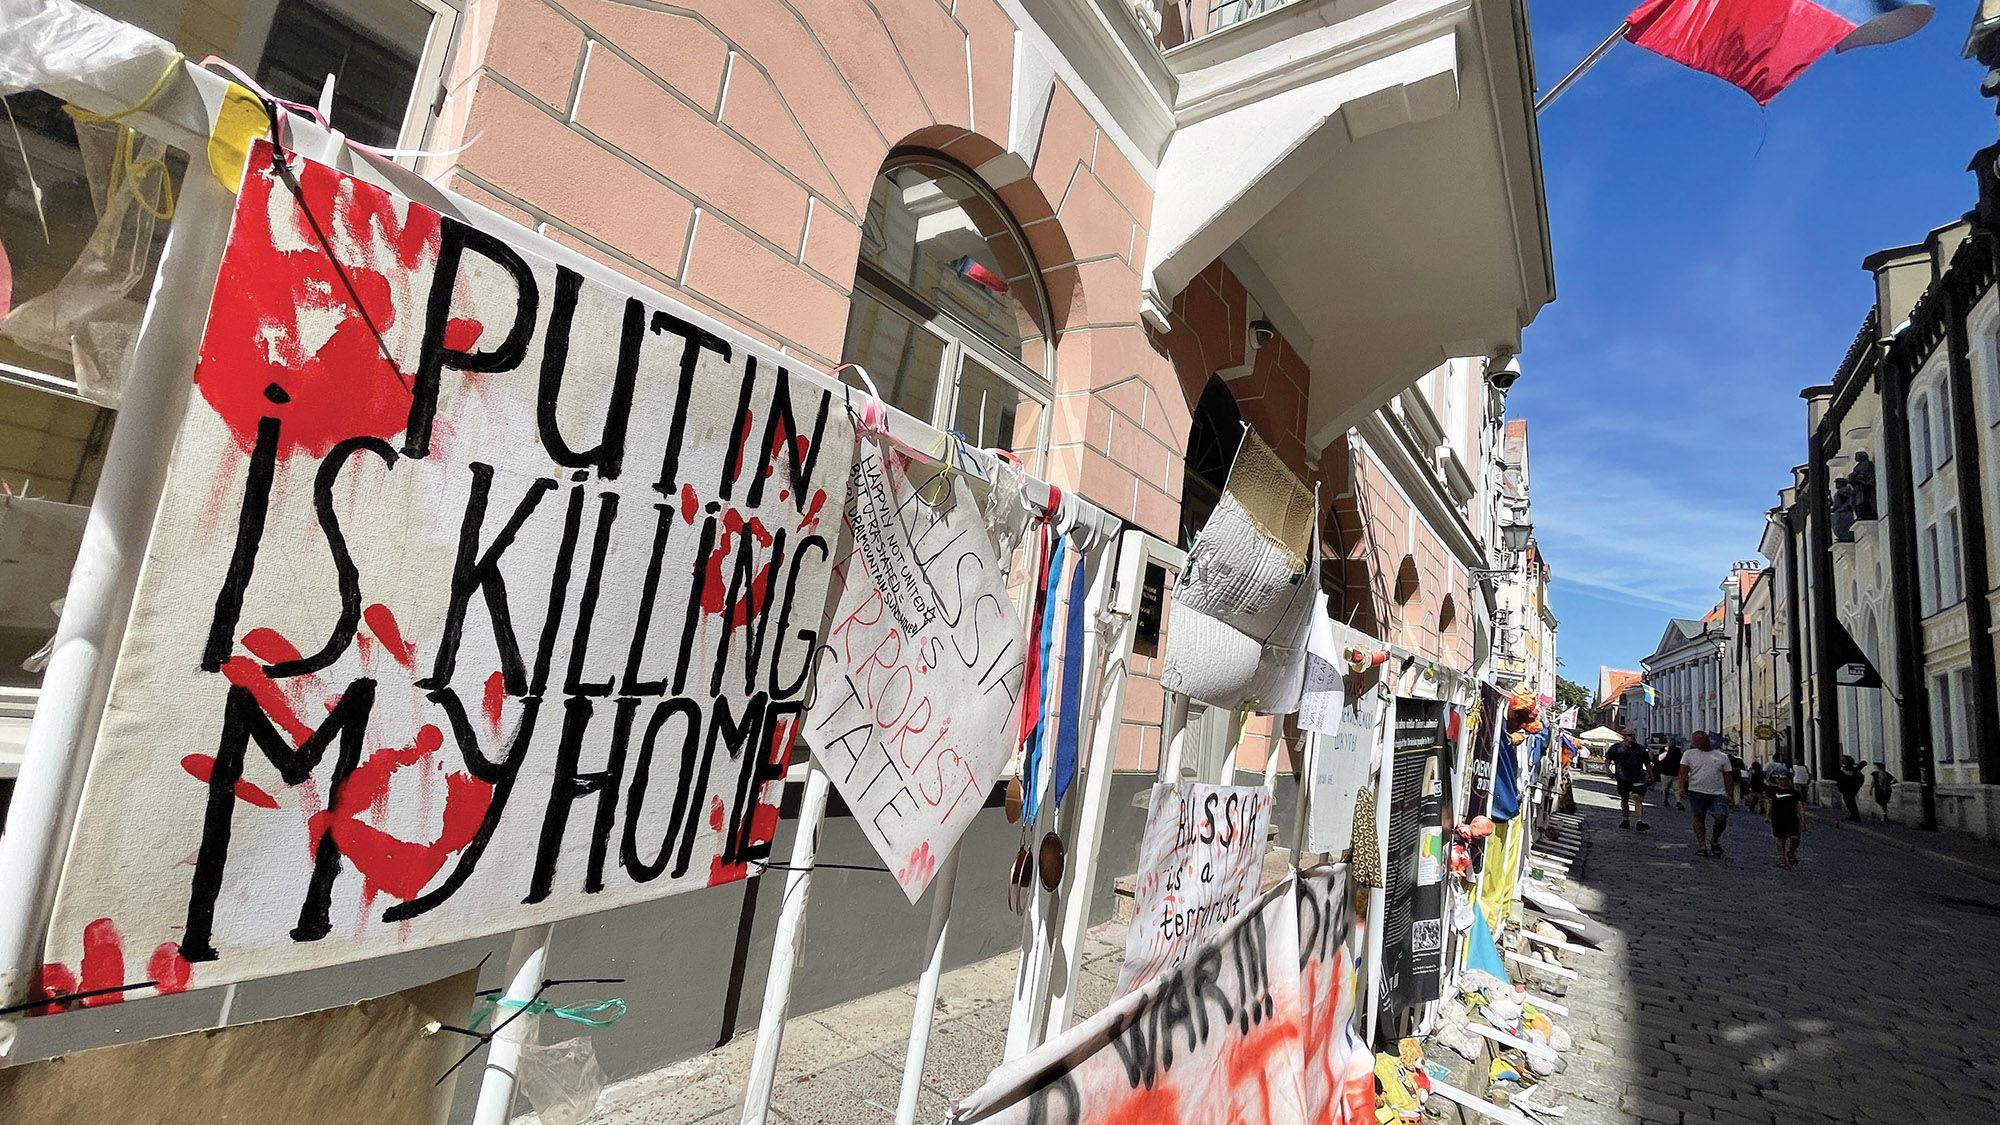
[1159, 691, 1191, 781]
[0, 163, 236, 1021]
[893, 844, 961, 1125]
[471, 924, 553, 1125]
[1041, 531, 1138, 1037]
[1535, 21, 1630, 113]
[1362, 691, 1395, 1046]
[740, 766, 832, 1125]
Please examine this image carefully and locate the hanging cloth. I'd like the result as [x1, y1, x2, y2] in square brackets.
[1023, 533, 1066, 822]
[1052, 544, 1089, 808]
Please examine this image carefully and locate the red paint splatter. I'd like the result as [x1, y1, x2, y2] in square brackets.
[483, 670, 508, 739]
[443, 317, 484, 354]
[799, 489, 827, 532]
[180, 753, 281, 809]
[33, 919, 192, 1013]
[220, 656, 317, 746]
[362, 603, 416, 668]
[708, 853, 748, 886]
[1101, 1086, 1179, 1125]
[194, 143, 443, 459]
[241, 627, 304, 665]
[680, 482, 699, 526]
[305, 725, 491, 902]
[731, 410, 754, 482]
[148, 944, 194, 994]
[708, 795, 727, 831]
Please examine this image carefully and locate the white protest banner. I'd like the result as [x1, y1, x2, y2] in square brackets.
[806, 441, 1024, 900]
[1297, 593, 1345, 737]
[1306, 692, 1383, 856]
[1116, 782, 1272, 995]
[1294, 866, 1373, 1125]
[40, 144, 853, 997]
[953, 881, 1306, 1125]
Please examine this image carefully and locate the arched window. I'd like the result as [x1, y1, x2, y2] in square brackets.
[840, 158, 1050, 465]
[1437, 594, 1457, 656]
[1179, 375, 1243, 548]
[1394, 556, 1420, 606]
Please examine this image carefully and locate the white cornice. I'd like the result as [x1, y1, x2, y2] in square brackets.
[997, 0, 1175, 170]
[1356, 409, 1482, 568]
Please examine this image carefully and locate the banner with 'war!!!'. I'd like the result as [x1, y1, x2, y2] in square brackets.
[40, 143, 856, 998]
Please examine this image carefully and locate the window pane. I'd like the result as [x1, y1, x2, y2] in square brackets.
[1935, 382, 1954, 467]
[952, 353, 1043, 469]
[841, 289, 945, 422]
[858, 164, 1044, 367]
[258, 0, 429, 149]
[0, 92, 175, 386]
[0, 381, 112, 688]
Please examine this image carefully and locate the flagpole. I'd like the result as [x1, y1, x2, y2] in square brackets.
[1536, 21, 1631, 113]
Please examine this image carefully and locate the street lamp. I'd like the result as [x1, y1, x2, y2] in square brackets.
[1473, 519, 1534, 580]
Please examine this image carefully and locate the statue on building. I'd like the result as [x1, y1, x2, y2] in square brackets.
[1831, 478, 1856, 542]
[1848, 452, 1878, 520]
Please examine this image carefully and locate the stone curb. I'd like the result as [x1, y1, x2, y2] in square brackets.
[1812, 811, 2000, 889]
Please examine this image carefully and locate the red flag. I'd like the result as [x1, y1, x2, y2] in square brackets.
[1624, 0, 1931, 105]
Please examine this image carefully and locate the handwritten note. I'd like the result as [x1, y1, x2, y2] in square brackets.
[805, 440, 1025, 900]
[1116, 782, 1272, 995]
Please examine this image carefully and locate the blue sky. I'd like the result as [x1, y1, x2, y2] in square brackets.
[1515, 1, 1995, 692]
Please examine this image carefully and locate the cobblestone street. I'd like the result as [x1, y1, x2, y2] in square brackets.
[1544, 776, 2000, 1124]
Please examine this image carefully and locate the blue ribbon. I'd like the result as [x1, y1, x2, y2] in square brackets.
[1023, 536, 1066, 822]
[1053, 547, 1088, 809]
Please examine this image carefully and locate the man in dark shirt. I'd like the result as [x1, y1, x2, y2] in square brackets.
[1656, 742, 1686, 809]
[1608, 729, 1653, 831]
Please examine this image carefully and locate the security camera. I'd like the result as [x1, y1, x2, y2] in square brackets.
[1487, 355, 1522, 390]
[1250, 319, 1276, 348]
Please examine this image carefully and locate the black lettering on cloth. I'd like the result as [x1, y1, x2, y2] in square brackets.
[619, 502, 677, 697]
[182, 679, 377, 961]
[725, 697, 798, 865]
[382, 687, 544, 923]
[621, 696, 704, 882]
[719, 355, 761, 502]
[743, 366, 831, 513]
[565, 491, 621, 696]
[201, 416, 281, 672]
[711, 525, 788, 697]
[536, 268, 642, 479]
[704, 692, 768, 871]
[409, 219, 539, 459]
[766, 534, 828, 699]
[671, 509, 721, 696]
[1022, 1072, 1083, 1125]
[268, 436, 400, 677]
[526, 696, 631, 902]
[650, 310, 732, 497]
[529, 479, 590, 698]
[420, 464, 557, 694]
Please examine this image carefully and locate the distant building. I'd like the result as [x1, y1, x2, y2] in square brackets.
[1643, 617, 1722, 746]
[1596, 667, 1644, 733]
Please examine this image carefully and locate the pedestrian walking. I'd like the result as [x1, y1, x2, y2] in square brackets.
[1870, 765, 1896, 820]
[1837, 757, 1865, 820]
[1765, 761, 1802, 868]
[1607, 729, 1652, 831]
[1677, 731, 1737, 857]
[1746, 760, 1766, 814]
[1656, 741, 1685, 809]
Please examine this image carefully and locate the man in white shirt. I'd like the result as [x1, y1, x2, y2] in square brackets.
[1676, 731, 1737, 857]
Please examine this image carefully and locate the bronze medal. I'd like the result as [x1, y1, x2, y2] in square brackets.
[1008, 844, 1032, 914]
[1005, 776, 1024, 823]
[1038, 831, 1065, 892]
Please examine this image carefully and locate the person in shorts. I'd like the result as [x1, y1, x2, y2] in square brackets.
[1676, 731, 1737, 857]
[1607, 729, 1653, 831]
[1765, 762, 1802, 868]
[1655, 741, 1685, 809]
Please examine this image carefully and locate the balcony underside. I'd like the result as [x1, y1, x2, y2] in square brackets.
[1140, 0, 1553, 445]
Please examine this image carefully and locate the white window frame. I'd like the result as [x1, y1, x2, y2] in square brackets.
[1921, 521, 1940, 616]
[1933, 377, 1956, 472]
[1913, 392, 1934, 484]
[1943, 508, 1964, 606]
[1933, 672, 1955, 763]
